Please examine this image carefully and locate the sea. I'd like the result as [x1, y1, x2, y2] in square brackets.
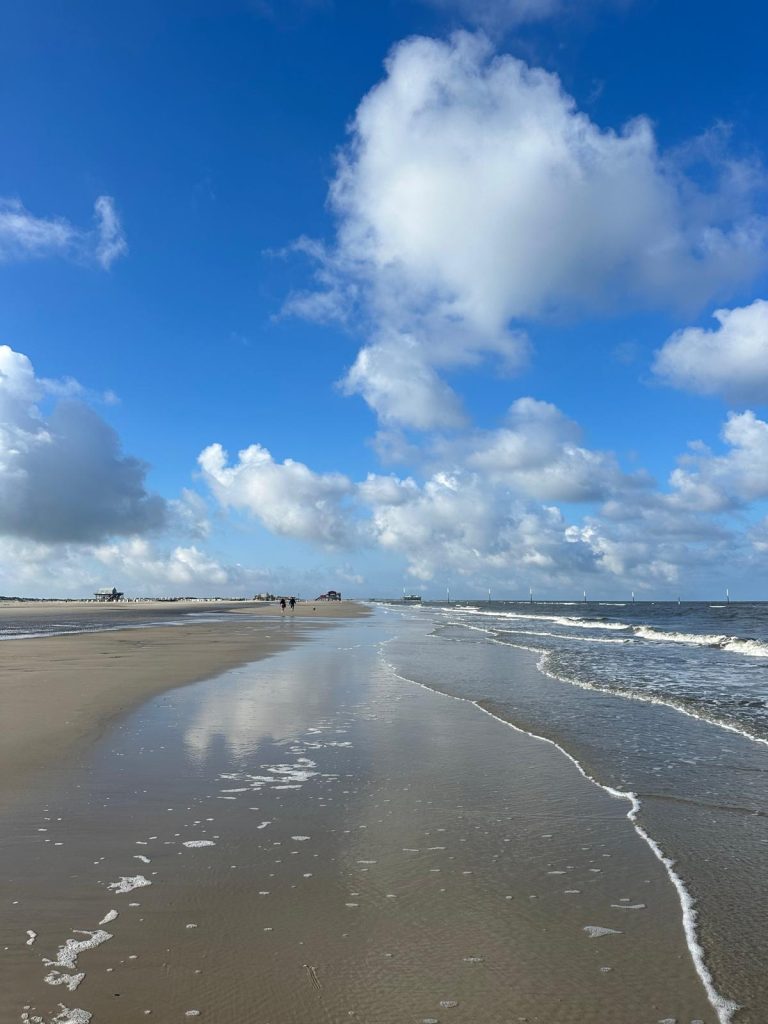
[379, 600, 768, 1020]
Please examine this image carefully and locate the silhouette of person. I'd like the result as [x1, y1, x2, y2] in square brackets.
[289, 596, 296, 611]
[280, 598, 286, 614]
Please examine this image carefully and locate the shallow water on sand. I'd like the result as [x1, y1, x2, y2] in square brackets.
[0, 615, 712, 1023]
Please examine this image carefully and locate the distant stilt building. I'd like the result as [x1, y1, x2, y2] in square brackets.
[94, 587, 124, 602]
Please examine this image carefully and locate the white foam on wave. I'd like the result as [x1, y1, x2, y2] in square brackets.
[633, 625, 768, 656]
[26, 930, 37, 945]
[383, 652, 742, 1024]
[98, 910, 118, 925]
[499, 626, 630, 646]
[107, 875, 151, 894]
[448, 620, 630, 646]
[455, 607, 629, 631]
[535, 649, 768, 748]
[583, 926, 622, 938]
[183, 840, 216, 848]
[455, 606, 768, 658]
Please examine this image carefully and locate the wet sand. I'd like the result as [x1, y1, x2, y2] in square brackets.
[0, 614, 714, 1023]
[0, 601, 367, 811]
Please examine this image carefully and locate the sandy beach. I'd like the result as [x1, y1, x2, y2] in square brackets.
[0, 608, 720, 1023]
[0, 600, 367, 811]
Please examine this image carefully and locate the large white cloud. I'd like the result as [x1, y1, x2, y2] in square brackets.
[291, 32, 766, 428]
[0, 346, 166, 542]
[463, 397, 648, 501]
[653, 299, 768, 401]
[0, 195, 127, 269]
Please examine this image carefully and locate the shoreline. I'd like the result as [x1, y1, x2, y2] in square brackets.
[403, 673, 736, 1024]
[382, 609, 767, 1020]
[1, 613, 713, 1024]
[0, 601, 368, 811]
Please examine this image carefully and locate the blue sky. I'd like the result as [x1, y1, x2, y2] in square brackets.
[1, 0, 768, 599]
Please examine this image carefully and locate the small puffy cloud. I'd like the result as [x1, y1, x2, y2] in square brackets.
[342, 334, 466, 429]
[653, 299, 768, 402]
[198, 442, 358, 546]
[0, 195, 127, 269]
[0, 345, 166, 543]
[668, 410, 768, 512]
[292, 32, 766, 428]
[464, 397, 644, 502]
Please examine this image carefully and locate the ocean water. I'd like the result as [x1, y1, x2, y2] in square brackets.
[423, 600, 768, 741]
[381, 601, 768, 1020]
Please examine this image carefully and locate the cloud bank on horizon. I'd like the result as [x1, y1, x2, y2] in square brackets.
[1, 12, 768, 599]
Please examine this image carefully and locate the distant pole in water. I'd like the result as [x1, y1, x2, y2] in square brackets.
[631, 591, 635, 603]
[488, 588, 491, 604]
[529, 587, 533, 604]
[446, 586, 450, 604]
[726, 588, 730, 604]
[583, 590, 587, 603]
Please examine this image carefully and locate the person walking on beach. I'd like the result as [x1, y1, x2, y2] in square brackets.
[289, 596, 296, 611]
[280, 597, 286, 614]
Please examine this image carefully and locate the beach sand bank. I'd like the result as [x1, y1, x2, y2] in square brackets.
[0, 601, 367, 810]
[0, 614, 714, 1023]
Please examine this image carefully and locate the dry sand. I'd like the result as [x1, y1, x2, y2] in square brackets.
[0, 600, 368, 810]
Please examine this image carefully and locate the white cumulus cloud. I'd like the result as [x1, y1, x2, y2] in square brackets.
[463, 397, 647, 501]
[198, 442, 358, 547]
[0, 345, 165, 543]
[291, 32, 766, 428]
[653, 299, 768, 402]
